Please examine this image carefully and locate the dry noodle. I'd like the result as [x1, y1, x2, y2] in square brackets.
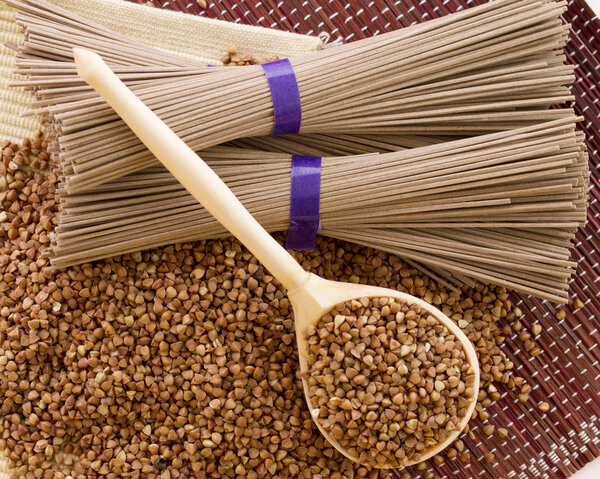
[49, 119, 588, 303]
[9, 0, 574, 192]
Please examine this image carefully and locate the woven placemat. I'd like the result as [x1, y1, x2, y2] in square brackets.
[137, 1, 600, 478]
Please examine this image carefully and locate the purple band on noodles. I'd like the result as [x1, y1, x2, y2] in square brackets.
[261, 59, 302, 135]
[286, 155, 321, 251]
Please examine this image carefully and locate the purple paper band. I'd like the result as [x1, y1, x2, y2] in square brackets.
[261, 59, 302, 135]
[286, 155, 321, 251]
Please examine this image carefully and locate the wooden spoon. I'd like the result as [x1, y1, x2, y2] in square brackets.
[73, 47, 480, 468]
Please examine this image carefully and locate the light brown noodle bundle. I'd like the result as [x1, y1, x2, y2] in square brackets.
[9, 0, 574, 193]
[50, 118, 589, 303]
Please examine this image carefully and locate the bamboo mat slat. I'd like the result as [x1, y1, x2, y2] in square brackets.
[132, 1, 600, 478]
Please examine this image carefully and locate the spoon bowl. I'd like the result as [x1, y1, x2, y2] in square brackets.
[73, 46, 480, 468]
[290, 273, 479, 467]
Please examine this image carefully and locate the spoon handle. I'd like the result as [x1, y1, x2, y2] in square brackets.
[73, 47, 309, 293]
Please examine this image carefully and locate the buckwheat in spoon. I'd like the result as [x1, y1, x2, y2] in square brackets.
[73, 47, 479, 469]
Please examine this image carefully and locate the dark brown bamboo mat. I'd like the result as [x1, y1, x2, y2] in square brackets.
[134, 0, 600, 477]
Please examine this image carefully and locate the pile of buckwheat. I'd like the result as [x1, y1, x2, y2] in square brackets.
[220, 46, 279, 66]
[305, 298, 476, 468]
[0, 135, 536, 478]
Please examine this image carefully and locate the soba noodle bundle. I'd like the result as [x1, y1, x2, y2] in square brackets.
[50, 118, 588, 303]
[9, 0, 574, 192]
